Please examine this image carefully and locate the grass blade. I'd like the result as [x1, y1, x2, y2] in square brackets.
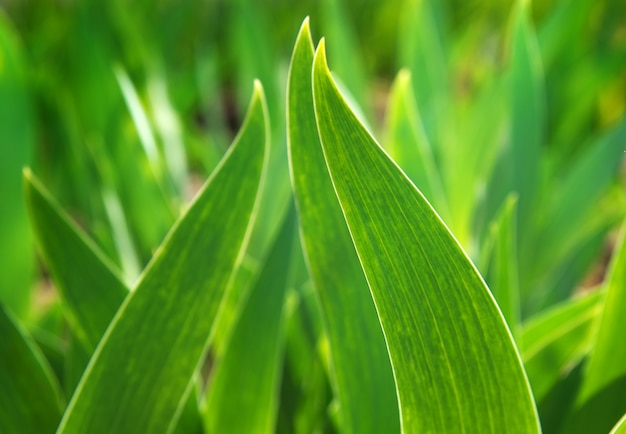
[0, 305, 63, 433]
[288, 20, 400, 434]
[313, 39, 540, 433]
[534, 121, 626, 294]
[480, 194, 520, 337]
[509, 1, 545, 249]
[0, 12, 35, 317]
[25, 169, 128, 353]
[397, 0, 449, 149]
[521, 289, 604, 402]
[562, 225, 626, 433]
[57, 81, 268, 434]
[383, 69, 450, 223]
[203, 205, 295, 434]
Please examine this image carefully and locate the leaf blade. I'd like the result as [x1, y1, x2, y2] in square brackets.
[203, 206, 295, 434]
[0, 305, 63, 434]
[57, 82, 269, 434]
[287, 20, 400, 434]
[313, 40, 540, 433]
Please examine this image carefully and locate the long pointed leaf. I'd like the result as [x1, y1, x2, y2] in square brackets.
[521, 289, 603, 402]
[203, 205, 295, 434]
[383, 69, 449, 222]
[0, 12, 35, 317]
[0, 305, 63, 433]
[563, 225, 626, 433]
[312, 39, 540, 433]
[25, 170, 128, 353]
[26, 170, 203, 434]
[288, 20, 400, 434]
[510, 1, 545, 245]
[57, 81, 268, 434]
[480, 194, 520, 337]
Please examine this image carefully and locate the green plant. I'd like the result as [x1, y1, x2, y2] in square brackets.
[2, 1, 626, 433]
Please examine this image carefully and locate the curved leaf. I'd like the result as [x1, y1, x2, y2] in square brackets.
[509, 1, 545, 247]
[0, 12, 35, 317]
[25, 170, 128, 353]
[521, 289, 603, 402]
[564, 225, 626, 433]
[312, 39, 540, 433]
[611, 413, 626, 434]
[287, 20, 400, 434]
[203, 206, 294, 434]
[57, 81, 269, 434]
[383, 69, 449, 222]
[480, 194, 520, 337]
[0, 305, 63, 433]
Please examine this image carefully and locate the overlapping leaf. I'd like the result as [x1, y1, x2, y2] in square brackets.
[562, 225, 626, 433]
[521, 289, 603, 402]
[287, 20, 399, 434]
[384, 69, 449, 223]
[25, 170, 128, 353]
[312, 39, 540, 433]
[203, 206, 294, 434]
[57, 82, 268, 434]
[0, 305, 63, 433]
[480, 194, 520, 336]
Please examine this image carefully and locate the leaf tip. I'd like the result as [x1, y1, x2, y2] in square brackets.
[313, 38, 329, 76]
[252, 79, 265, 98]
[22, 166, 32, 181]
[301, 16, 310, 33]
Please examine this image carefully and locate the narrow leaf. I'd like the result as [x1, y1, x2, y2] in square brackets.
[288, 20, 400, 434]
[521, 289, 603, 402]
[563, 225, 626, 433]
[57, 82, 268, 434]
[25, 169, 128, 353]
[480, 194, 520, 337]
[313, 40, 540, 433]
[510, 1, 546, 247]
[384, 69, 449, 222]
[535, 120, 626, 289]
[203, 205, 295, 434]
[0, 12, 35, 317]
[397, 0, 449, 149]
[0, 305, 63, 433]
[611, 413, 626, 434]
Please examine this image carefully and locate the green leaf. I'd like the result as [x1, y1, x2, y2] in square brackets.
[27, 168, 202, 434]
[0, 305, 63, 433]
[25, 169, 129, 353]
[320, 0, 369, 113]
[611, 413, 626, 434]
[534, 121, 626, 294]
[312, 39, 540, 433]
[521, 289, 604, 403]
[203, 205, 295, 434]
[509, 1, 545, 249]
[383, 69, 449, 223]
[0, 12, 35, 317]
[397, 0, 449, 149]
[563, 225, 626, 433]
[538, 0, 594, 70]
[480, 194, 520, 337]
[57, 81, 269, 434]
[288, 20, 399, 434]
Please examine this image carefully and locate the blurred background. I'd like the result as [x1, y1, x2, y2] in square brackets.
[1, 0, 626, 329]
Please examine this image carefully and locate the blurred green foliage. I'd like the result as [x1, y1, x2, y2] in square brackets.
[1, 0, 626, 432]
